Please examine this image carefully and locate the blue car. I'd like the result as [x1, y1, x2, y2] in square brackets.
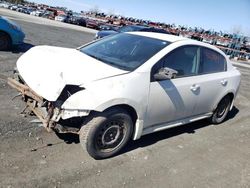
[0, 16, 25, 50]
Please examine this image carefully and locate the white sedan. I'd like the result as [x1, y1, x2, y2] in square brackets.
[9, 32, 241, 159]
[54, 15, 67, 22]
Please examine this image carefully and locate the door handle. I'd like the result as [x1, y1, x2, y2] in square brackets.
[190, 84, 200, 91]
[220, 79, 228, 86]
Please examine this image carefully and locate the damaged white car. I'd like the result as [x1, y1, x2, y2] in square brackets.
[8, 32, 241, 159]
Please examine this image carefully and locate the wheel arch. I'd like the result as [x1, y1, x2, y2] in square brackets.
[227, 92, 235, 110]
[101, 104, 144, 140]
[0, 30, 12, 44]
[103, 104, 138, 125]
[213, 92, 235, 112]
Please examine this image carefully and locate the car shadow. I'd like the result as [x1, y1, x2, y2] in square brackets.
[54, 106, 239, 157]
[11, 43, 34, 53]
[121, 106, 239, 155]
[225, 106, 239, 121]
[55, 132, 80, 144]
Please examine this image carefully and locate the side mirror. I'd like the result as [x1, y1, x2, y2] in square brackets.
[154, 67, 178, 81]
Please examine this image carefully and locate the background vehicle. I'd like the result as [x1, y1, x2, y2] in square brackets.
[0, 2, 9, 8]
[99, 24, 117, 31]
[22, 7, 35, 14]
[30, 10, 44, 17]
[9, 5, 17, 10]
[95, 24, 169, 39]
[240, 41, 250, 53]
[40, 11, 54, 19]
[86, 19, 100, 30]
[75, 17, 87, 27]
[0, 16, 25, 50]
[66, 16, 87, 27]
[16, 6, 24, 12]
[55, 15, 67, 22]
[9, 32, 240, 159]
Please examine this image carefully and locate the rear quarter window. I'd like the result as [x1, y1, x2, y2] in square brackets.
[199, 47, 227, 74]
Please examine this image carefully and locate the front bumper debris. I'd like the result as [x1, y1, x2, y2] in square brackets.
[6, 74, 85, 134]
[7, 77, 56, 132]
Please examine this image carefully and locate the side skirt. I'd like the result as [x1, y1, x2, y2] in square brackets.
[141, 113, 213, 137]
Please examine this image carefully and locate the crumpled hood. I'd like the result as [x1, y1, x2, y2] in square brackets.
[17, 46, 127, 101]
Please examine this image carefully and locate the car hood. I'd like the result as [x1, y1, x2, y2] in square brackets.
[17, 45, 128, 101]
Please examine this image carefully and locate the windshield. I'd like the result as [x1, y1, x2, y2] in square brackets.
[80, 33, 169, 71]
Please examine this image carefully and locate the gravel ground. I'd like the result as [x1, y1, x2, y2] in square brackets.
[0, 8, 250, 188]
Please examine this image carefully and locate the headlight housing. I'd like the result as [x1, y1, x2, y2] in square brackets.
[56, 85, 85, 104]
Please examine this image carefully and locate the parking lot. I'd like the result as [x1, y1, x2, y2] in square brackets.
[0, 8, 250, 188]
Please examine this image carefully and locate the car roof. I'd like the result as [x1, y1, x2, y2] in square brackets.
[128, 31, 189, 43]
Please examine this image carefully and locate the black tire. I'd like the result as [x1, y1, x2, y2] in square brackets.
[0, 32, 11, 51]
[209, 95, 232, 124]
[79, 108, 133, 159]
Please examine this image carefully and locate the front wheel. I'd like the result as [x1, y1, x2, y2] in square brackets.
[0, 32, 11, 51]
[209, 95, 232, 124]
[79, 108, 133, 159]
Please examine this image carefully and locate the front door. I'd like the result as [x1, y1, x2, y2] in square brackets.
[144, 45, 201, 128]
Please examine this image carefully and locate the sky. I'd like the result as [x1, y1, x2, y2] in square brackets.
[29, 0, 250, 36]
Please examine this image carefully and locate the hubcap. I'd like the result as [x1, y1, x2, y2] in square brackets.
[96, 120, 126, 152]
[101, 125, 121, 146]
[217, 97, 230, 118]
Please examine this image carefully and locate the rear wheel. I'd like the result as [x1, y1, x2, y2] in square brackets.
[210, 95, 232, 124]
[0, 32, 11, 51]
[79, 108, 133, 159]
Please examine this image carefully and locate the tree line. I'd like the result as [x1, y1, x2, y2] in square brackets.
[4, 0, 27, 4]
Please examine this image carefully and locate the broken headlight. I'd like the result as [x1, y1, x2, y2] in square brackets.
[56, 85, 85, 103]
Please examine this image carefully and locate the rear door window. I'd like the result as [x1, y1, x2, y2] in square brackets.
[199, 48, 227, 74]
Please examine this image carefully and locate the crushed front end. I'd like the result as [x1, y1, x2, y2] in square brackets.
[7, 73, 86, 134]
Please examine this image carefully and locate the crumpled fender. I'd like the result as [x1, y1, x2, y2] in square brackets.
[61, 73, 150, 120]
[62, 90, 142, 116]
[61, 87, 147, 140]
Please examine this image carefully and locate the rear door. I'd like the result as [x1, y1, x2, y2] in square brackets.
[192, 47, 229, 115]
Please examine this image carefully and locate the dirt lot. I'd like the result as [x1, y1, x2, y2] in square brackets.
[0, 9, 250, 188]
